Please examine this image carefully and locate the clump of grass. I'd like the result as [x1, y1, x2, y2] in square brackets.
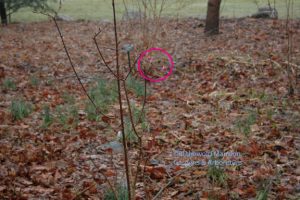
[235, 110, 257, 137]
[256, 189, 268, 200]
[104, 184, 128, 200]
[62, 92, 75, 105]
[3, 78, 16, 90]
[85, 79, 118, 121]
[208, 193, 219, 200]
[207, 164, 227, 186]
[69, 105, 79, 126]
[55, 104, 79, 128]
[56, 105, 68, 126]
[29, 75, 39, 87]
[229, 191, 240, 200]
[207, 154, 228, 187]
[42, 105, 53, 127]
[52, 92, 79, 128]
[10, 100, 32, 121]
[245, 89, 275, 104]
[131, 103, 149, 132]
[124, 117, 138, 143]
[266, 108, 275, 121]
[255, 178, 273, 200]
[118, 103, 149, 143]
[126, 75, 145, 97]
[256, 183, 270, 200]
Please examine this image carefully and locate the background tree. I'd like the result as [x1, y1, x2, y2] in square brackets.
[0, 0, 7, 25]
[1, 0, 56, 24]
[205, 0, 222, 35]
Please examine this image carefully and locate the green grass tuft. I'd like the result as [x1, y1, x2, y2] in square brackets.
[51, 92, 79, 128]
[207, 164, 227, 186]
[104, 184, 128, 200]
[235, 110, 257, 137]
[255, 178, 273, 200]
[207, 154, 228, 187]
[62, 92, 76, 105]
[10, 100, 32, 121]
[56, 105, 68, 126]
[29, 75, 39, 87]
[3, 78, 16, 90]
[124, 117, 138, 143]
[55, 104, 79, 129]
[131, 103, 149, 132]
[256, 189, 268, 200]
[126, 75, 145, 97]
[85, 79, 118, 121]
[118, 103, 149, 143]
[42, 105, 53, 127]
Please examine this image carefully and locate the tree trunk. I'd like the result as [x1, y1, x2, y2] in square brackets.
[0, 0, 7, 25]
[205, 0, 221, 35]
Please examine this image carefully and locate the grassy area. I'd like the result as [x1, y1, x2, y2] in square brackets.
[10, 0, 300, 22]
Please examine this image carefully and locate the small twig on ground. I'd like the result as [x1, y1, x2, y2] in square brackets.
[152, 166, 193, 200]
[72, 182, 98, 200]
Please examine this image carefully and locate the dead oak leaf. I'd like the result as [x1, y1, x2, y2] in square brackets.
[145, 166, 167, 180]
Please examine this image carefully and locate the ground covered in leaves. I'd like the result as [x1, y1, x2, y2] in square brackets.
[0, 17, 300, 199]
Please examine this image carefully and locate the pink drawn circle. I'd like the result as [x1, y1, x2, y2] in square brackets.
[137, 48, 174, 83]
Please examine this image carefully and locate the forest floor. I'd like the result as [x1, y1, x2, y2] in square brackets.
[0, 17, 300, 199]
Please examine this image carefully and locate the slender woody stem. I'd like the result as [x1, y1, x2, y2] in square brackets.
[112, 0, 131, 199]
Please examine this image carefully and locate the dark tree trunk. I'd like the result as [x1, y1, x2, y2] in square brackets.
[0, 0, 7, 25]
[205, 0, 221, 35]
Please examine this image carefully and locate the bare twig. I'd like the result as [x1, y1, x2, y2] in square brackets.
[94, 28, 119, 79]
[52, 18, 113, 118]
[36, 8, 121, 132]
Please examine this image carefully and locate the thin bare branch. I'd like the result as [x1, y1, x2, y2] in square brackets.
[94, 28, 119, 79]
[51, 17, 121, 135]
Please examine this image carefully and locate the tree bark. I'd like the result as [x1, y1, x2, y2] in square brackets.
[205, 0, 221, 35]
[0, 0, 7, 25]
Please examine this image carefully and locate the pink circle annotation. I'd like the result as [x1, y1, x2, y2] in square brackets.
[137, 47, 174, 83]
